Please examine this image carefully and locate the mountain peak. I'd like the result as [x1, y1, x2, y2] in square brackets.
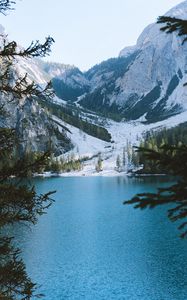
[82, 1, 187, 123]
[165, 0, 187, 19]
[119, 1, 187, 57]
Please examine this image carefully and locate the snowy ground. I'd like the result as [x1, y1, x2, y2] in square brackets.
[51, 111, 187, 177]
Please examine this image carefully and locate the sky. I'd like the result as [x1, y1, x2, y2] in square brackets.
[0, 0, 183, 71]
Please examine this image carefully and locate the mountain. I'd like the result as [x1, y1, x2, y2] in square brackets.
[0, 93, 72, 156]
[51, 67, 90, 102]
[0, 28, 73, 156]
[1, 0, 187, 168]
[52, 1, 187, 123]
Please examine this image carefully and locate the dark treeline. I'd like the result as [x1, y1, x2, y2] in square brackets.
[1, 148, 84, 175]
[125, 15, 187, 239]
[52, 74, 89, 102]
[39, 99, 112, 142]
[43, 153, 83, 174]
[137, 122, 187, 173]
[144, 122, 187, 147]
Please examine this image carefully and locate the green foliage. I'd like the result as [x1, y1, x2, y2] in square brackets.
[0, 236, 39, 300]
[0, 1, 55, 298]
[47, 154, 83, 173]
[0, 130, 55, 299]
[10, 151, 83, 175]
[124, 144, 187, 238]
[137, 123, 187, 173]
[124, 14, 187, 238]
[131, 148, 139, 167]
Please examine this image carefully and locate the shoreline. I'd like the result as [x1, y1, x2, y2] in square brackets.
[34, 171, 168, 178]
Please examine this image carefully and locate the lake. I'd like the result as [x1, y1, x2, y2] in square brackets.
[15, 176, 187, 300]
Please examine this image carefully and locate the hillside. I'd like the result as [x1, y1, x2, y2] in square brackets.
[1, 1, 187, 175]
[51, 1, 187, 124]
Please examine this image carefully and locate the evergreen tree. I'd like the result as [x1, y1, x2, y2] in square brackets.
[122, 147, 126, 167]
[131, 148, 139, 168]
[126, 140, 132, 163]
[116, 154, 121, 172]
[124, 144, 187, 238]
[157, 16, 187, 44]
[95, 154, 103, 172]
[125, 15, 187, 238]
[0, 1, 55, 299]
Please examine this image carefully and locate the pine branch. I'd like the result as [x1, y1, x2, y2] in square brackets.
[0, 59, 54, 99]
[0, 236, 43, 299]
[0, 184, 55, 226]
[136, 145, 187, 177]
[1, 76, 54, 99]
[0, 37, 55, 59]
[0, 0, 15, 15]
[0, 151, 51, 182]
[157, 16, 187, 44]
[124, 144, 187, 238]
[0, 2, 56, 298]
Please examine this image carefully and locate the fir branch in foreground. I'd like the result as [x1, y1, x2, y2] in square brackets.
[0, 37, 55, 59]
[0, 59, 54, 99]
[124, 181, 187, 239]
[157, 16, 187, 44]
[124, 145, 187, 238]
[0, 0, 15, 14]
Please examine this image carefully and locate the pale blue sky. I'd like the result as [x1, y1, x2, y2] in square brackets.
[0, 0, 183, 70]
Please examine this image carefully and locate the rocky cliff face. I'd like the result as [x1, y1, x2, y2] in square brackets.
[116, 0, 187, 122]
[0, 27, 72, 156]
[0, 94, 72, 155]
[1, 1, 187, 158]
[52, 1, 187, 123]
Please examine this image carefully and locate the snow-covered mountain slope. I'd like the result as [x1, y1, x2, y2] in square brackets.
[0, 94, 72, 155]
[51, 110, 187, 177]
[0, 28, 73, 155]
[51, 67, 90, 102]
[70, 1, 187, 123]
[1, 0, 187, 167]
[11, 1, 187, 125]
[16, 56, 89, 102]
[15, 58, 74, 85]
[166, 0, 187, 18]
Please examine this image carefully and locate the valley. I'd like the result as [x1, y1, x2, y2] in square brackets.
[1, 1, 187, 176]
[1, 1, 187, 300]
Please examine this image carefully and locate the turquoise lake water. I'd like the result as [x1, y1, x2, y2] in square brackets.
[15, 176, 187, 300]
